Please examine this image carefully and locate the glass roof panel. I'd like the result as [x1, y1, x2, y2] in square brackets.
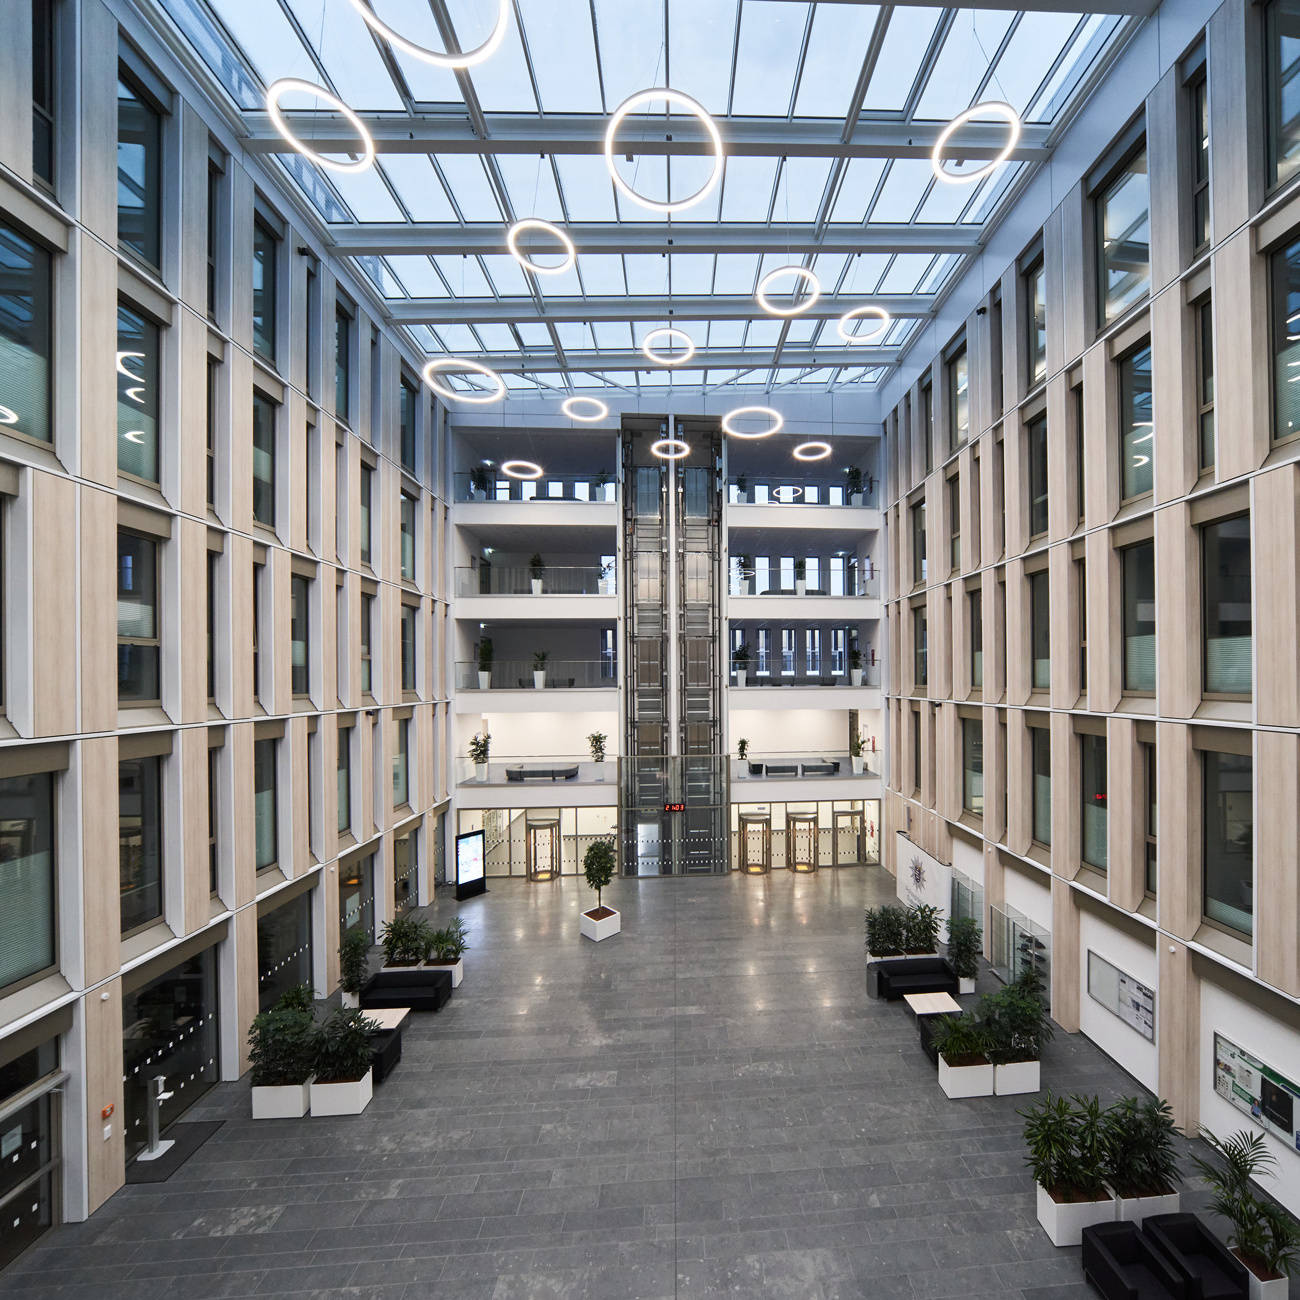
[707, 321, 747, 347]
[554, 322, 595, 350]
[434, 324, 483, 351]
[577, 255, 628, 295]
[461, 7, 538, 112]
[282, 0, 404, 110]
[861, 7, 943, 111]
[495, 155, 565, 222]
[553, 156, 620, 221]
[744, 319, 784, 346]
[475, 324, 519, 351]
[622, 254, 669, 297]
[713, 254, 761, 295]
[1031, 15, 1114, 121]
[869, 160, 934, 223]
[380, 155, 459, 221]
[478, 255, 533, 297]
[592, 0, 668, 110]
[670, 255, 717, 296]
[434, 156, 503, 221]
[793, 4, 880, 118]
[372, 0, 465, 102]
[668, 0, 739, 116]
[731, 1, 810, 116]
[328, 167, 405, 222]
[434, 254, 495, 298]
[912, 11, 1016, 122]
[720, 156, 778, 222]
[515, 323, 553, 346]
[829, 158, 886, 223]
[592, 323, 634, 349]
[774, 158, 833, 223]
[209, 0, 309, 87]
[841, 253, 890, 294]
[387, 256, 448, 298]
[878, 254, 935, 293]
[517, 0, 603, 112]
[989, 12, 1083, 115]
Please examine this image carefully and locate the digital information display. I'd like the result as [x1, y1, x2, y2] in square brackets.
[1214, 1033, 1300, 1154]
[455, 829, 486, 901]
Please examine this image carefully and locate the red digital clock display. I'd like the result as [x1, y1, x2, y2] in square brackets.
[663, 802, 686, 812]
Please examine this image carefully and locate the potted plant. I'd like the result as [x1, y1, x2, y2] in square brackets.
[734, 642, 751, 687]
[424, 916, 469, 988]
[1104, 1097, 1181, 1222]
[864, 904, 908, 959]
[379, 913, 428, 969]
[736, 737, 749, 776]
[248, 1003, 315, 1119]
[469, 732, 490, 781]
[476, 637, 493, 690]
[985, 968, 1053, 1094]
[580, 840, 619, 941]
[931, 1012, 995, 1099]
[1021, 1092, 1116, 1245]
[599, 559, 614, 595]
[849, 647, 864, 687]
[846, 466, 864, 506]
[469, 465, 492, 501]
[945, 915, 981, 995]
[735, 472, 749, 503]
[338, 929, 370, 1009]
[594, 469, 613, 502]
[309, 1007, 378, 1116]
[1191, 1129, 1300, 1297]
[849, 733, 866, 776]
[529, 552, 545, 596]
[794, 558, 807, 596]
[533, 649, 548, 689]
[588, 731, 607, 779]
[903, 902, 942, 955]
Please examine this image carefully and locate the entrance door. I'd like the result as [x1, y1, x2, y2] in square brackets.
[739, 814, 770, 874]
[833, 811, 863, 866]
[788, 813, 818, 873]
[528, 820, 560, 881]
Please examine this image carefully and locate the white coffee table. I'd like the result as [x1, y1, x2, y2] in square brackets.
[903, 991, 962, 1019]
[364, 1007, 410, 1031]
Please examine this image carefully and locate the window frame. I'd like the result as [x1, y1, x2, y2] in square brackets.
[1201, 513, 1252, 700]
[1121, 539, 1156, 696]
[118, 748, 164, 937]
[1028, 569, 1050, 693]
[115, 61, 165, 271]
[31, 0, 56, 191]
[290, 573, 310, 698]
[946, 341, 969, 454]
[1093, 132, 1151, 329]
[1117, 341, 1154, 503]
[251, 389, 278, 529]
[0, 218, 54, 447]
[1027, 412, 1049, 539]
[253, 735, 278, 874]
[1201, 745, 1254, 937]
[117, 528, 160, 707]
[1079, 729, 1108, 872]
[251, 215, 279, 366]
[0, 766, 58, 996]
[1195, 295, 1216, 472]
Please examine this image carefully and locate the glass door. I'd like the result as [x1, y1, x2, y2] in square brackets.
[833, 811, 863, 866]
[788, 813, 818, 873]
[739, 814, 770, 874]
[527, 818, 561, 881]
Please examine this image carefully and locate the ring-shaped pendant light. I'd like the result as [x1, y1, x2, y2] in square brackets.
[0, 406, 19, 426]
[771, 485, 805, 502]
[604, 89, 724, 216]
[343, 0, 510, 68]
[931, 101, 1021, 184]
[756, 265, 821, 317]
[265, 78, 376, 174]
[561, 395, 609, 422]
[421, 357, 506, 405]
[836, 305, 891, 344]
[792, 441, 832, 462]
[501, 459, 543, 480]
[721, 405, 784, 440]
[641, 327, 696, 367]
[650, 438, 691, 460]
[507, 218, 577, 276]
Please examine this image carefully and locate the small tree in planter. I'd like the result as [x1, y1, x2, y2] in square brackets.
[248, 1004, 316, 1119]
[931, 1012, 995, 1098]
[338, 930, 370, 1009]
[276, 983, 314, 1013]
[1021, 1092, 1115, 1245]
[469, 465, 492, 500]
[309, 1007, 379, 1116]
[1104, 1097, 1181, 1221]
[848, 647, 864, 687]
[529, 552, 546, 595]
[476, 637, 494, 689]
[849, 733, 866, 775]
[864, 905, 908, 958]
[903, 903, 942, 955]
[423, 916, 469, 987]
[846, 466, 865, 505]
[379, 913, 428, 969]
[588, 731, 608, 778]
[469, 732, 490, 781]
[794, 557, 807, 595]
[580, 840, 619, 942]
[733, 642, 751, 686]
[736, 737, 749, 776]
[983, 969, 1053, 1095]
[945, 915, 982, 994]
[532, 649, 548, 689]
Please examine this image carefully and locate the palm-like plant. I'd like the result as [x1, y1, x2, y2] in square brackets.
[930, 1013, 992, 1067]
[945, 916, 982, 981]
[1104, 1097, 1180, 1198]
[1021, 1092, 1110, 1203]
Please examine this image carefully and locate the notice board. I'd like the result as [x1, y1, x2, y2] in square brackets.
[1086, 950, 1155, 1041]
[1213, 1034, 1300, 1155]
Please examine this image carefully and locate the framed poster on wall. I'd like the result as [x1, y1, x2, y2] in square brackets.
[1086, 951, 1155, 1041]
[455, 829, 486, 902]
[1213, 1034, 1300, 1155]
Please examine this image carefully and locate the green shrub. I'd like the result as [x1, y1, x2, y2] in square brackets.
[903, 903, 941, 953]
[930, 1013, 992, 1067]
[1020, 1092, 1110, 1203]
[248, 1006, 314, 1088]
[276, 983, 314, 1014]
[337, 930, 370, 996]
[425, 917, 470, 962]
[1105, 1097, 1180, 1198]
[945, 916, 982, 980]
[865, 905, 907, 956]
[379, 913, 429, 966]
[583, 840, 616, 908]
[981, 979, 1053, 1065]
[468, 732, 491, 764]
[312, 1008, 379, 1085]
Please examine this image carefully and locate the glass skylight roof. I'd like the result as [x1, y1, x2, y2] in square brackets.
[160, 0, 1129, 396]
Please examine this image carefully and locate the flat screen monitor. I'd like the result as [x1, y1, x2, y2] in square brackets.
[1261, 1077, 1294, 1134]
[455, 829, 486, 901]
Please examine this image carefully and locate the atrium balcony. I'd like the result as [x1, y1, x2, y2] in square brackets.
[729, 749, 883, 802]
[726, 434, 882, 531]
[726, 530, 881, 620]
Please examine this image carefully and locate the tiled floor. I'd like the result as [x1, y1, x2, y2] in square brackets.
[0, 867, 1273, 1298]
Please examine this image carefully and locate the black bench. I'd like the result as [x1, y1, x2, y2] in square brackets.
[1082, 1221, 1188, 1300]
[358, 968, 452, 1013]
[870, 957, 958, 1001]
[505, 765, 580, 782]
[801, 760, 840, 777]
[368, 1027, 404, 1084]
[764, 763, 799, 777]
[1143, 1214, 1248, 1299]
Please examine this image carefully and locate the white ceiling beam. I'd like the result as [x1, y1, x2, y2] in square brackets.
[443, 347, 898, 375]
[818, 0, 1154, 11]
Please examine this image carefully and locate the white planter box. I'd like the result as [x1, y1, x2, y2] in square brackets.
[251, 1081, 310, 1120]
[796, 580, 806, 595]
[938, 1057, 994, 1098]
[735, 670, 747, 687]
[533, 671, 546, 689]
[994, 1059, 1041, 1095]
[850, 669, 863, 686]
[381, 960, 423, 973]
[958, 977, 976, 995]
[341, 991, 359, 1009]
[1245, 1264, 1289, 1299]
[867, 950, 938, 962]
[1111, 1189, 1180, 1223]
[599, 579, 613, 595]
[310, 1070, 373, 1117]
[850, 493, 864, 507]
[851, 755, 864, 775]
[425, 958, 463, 988]
[477, 671, 490, 690]
[530, 579, 542, 595]
[1035, 1183, 1115, 1246]
[580, 907, 621, 942]
[474, 761, 488, 781]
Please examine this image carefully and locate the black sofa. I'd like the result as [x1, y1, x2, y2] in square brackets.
[1143, 1214, 1248, 1299]
[1082, 1221, 1189, 1299]
[358, 968, 453, 1012]
[870, 956, 959, 1001]
[368, 1027, 403, 1084]
[505, 764, 579, 782]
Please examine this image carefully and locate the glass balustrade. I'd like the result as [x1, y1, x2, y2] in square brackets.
[457, 659, 616, 690]
[726, 476, 879, 508]
[454, 472, 617, 503]
[455, 565, 615, 596]
[728, 567, 880, 597]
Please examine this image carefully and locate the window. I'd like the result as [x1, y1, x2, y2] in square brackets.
[913, 606, 928, 687]
[948, 476, 960, 570]
[254, 737, 277, 871]
[1189, 71, 1210, 253]
[337, 727, 351, 833]
[251, 218, 277, 363]
[32, 0, 55, 187]
[969, 590, 982, 689]
[206, 153, 223, 319]
[911, 501, 926, 584]
[1272, 234, 1300, 441]
[990, 290, 1004, 417]
[400, 603, 416, 693]
[251, 559, 263, 699]
[1029, 570, 1050, 691]
[206, 550, 217, 702]
[1077, 557, 1088, 694]
[339, 853, 374, 942]
[359, 464, 373, 566]
[1031, 725, 1051, 846]
[1203, 749, 1253, 935]
[920, 378, 933, 475]
[304, 261, 318, 398]
[400, 377, 417, 474]
[1098, 147, 1150, 325]
[116, 303, 159, 481]
[1119, 344, 1153, 499]
[1142, 740, 1157, 896]
[1203, 516, 1251, 696]
[290, 574, 309, 696]
[393, 718, 409, 807]
[360, 592, 374, 694]
[0, 772, 55, 991]
[400, 493, 416, 581]
[1190, 296, 1216, 473]
[1026, 257, 1047, 385]
[0, 220, 53, 443]
[1027, 414, 1048, 538]
[1121, 542, 1155, 693]
[252, 391, 276, 527]
[116, 71, 161, 267]
[1266, 0, 1300, 190]
[205, 356, 217, 507]
[755, 627, 771, 676]
[947, 345, 968, 451]
[119, 753, 162, 933]
[600, 626, 616, 680]
[911, 705, 922, 793]
[962, 718, 983, 815]
[393, 832, 416, 914]
[805, 627, 821, 675]
[118, 531, 159, 703]
[1073, 386, 1085, 525]
[335, 302, 351, 421]
[780, 627, 795, 676]
[1081, 732, 1107, 871]
[257, 892, 311, 1013]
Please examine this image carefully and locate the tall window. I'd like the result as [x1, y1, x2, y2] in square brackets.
[912, 502, 926, 584]
[1026, 257, 1047, 385]
[1142, 741, 1157, 896]
[393, 718, 409, 807]
[253, 737, 277, 871]
[251, 218, 277, 363]
[337, 727, 351, 833]
[962, 718, 983, 815]
[780, 627, 795, 676]
[947, 345, 968, 452]
[1077, 557, 1088, 694]
[116, 72, 161, 267]
[1122, 542, 1155, 693]
[252, 392, 276, 527]
[1027, 414, 1048, 538]
[1203, 749, 1253, 935]
[0, 221, 53, 443]
[948, 476, 960, 569]
[913, 606, 928, 687]
[969, 589, 982, 689]
[1031, 725, 1051, 845]
[206, 550, 217, 702]
[117, 531, 159, 703]
[360, 592, 374, 694]
[0, 772, 55, 991]
[1081, 733, 1107, 871]
[334, 302, 351, 422]
[911, 705, 922, 793]
[399, 377, 417, 474]
[1203, 516, 1251, 696]
[1189, 71, 1210, 253]
[1098, 147, 1150, 325]
[920, 379, 933, 476]
[990, 291, 1004, 416]
[359, 464, 373, 566]
[400, 603, 416, 693]
[119, 754, 162, 933]
[207, 746, 219, 895]
[1029, 571, 1050, 691]
[290, 575, 309, 696]
[116, 303, 159, 481]
[1196, 297, 1215, 471]
[206, 157, 221, 318]
[32, 0, 55, 188]
[400, 493, 416, 581]
[1266, 0, 1300, 190]
[1073, 386, 1085, 525]
[251, 559, 263, 699]
[205, 356, 217, 507]
[1119, 344, 1153, 499]
[805, 627, 822, 675]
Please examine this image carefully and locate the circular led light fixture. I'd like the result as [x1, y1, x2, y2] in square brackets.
[561, 395, 609, 422]
[0, 406, 17, 426]
[722, 405, 784, 440]
[641, 327, 696, 367]
[836, 305, 891, 344]
[421, 357, 506, 405]
[793, 441, 832, 462]
[343, 0, 510, 68]
[931, 101, 1021, 184]
[500, 459, 543, 480]
[507, 218, 576, 276]
[603, 88, 724, 215]
[650, 438, 690, 460]
[265, 78, 376, 174]
[771, 485, 805, 503]
[756, 266, 820, 317]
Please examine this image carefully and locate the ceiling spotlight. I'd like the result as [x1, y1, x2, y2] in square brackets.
[604, 89, 724, 215]
[507, 218, 577, 276]
[931, 101, 1021, 184]
[650, 438, 691, 460]
[722, 405, 783, 439]
[421, 357, 506, 405]
[343, 0, 510, 69]
[561, 395, 609, 422]
[500, 459, 543, 480]
[265, 78, 375, 174]
[641, 327, 696, 367]
[836, 305, 891, 344]
[792, 441, 832, 462]
[756, 266, 820, 317]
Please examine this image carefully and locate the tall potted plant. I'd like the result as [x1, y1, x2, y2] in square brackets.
[849, 733, 866, 775]
[931, 1013, 994, 1099]
[849, 647, 864, 687]
[379, 913, 428, 969]
[338, 929, 370, 1009]
[309, 1007, 378, 1116]
[985, 969, 1053, 1095]
[903, 903, 942, 955]
[476, 637, 493, 690]
[1021, 1092, 1115, 1245]
[580, 840, 619, 941]
[469, 465, 491, 501]
[599, 559, 614, 595]
[736, 737, 749, 777]
[588, 731, 607, 780]
[468, 732, 490, 782]
[424, 916, 469, 988]
[529, 552, 546, 596]
[248, 1003, 315, 1119]
[794, 557, 807, 596]
[846, 466, 865, 506]
[533, 649, 548, 689]
[734, 642, 751, 687]
[1104, 1097, 1181, 1221]
[945, 915, 981, 995]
